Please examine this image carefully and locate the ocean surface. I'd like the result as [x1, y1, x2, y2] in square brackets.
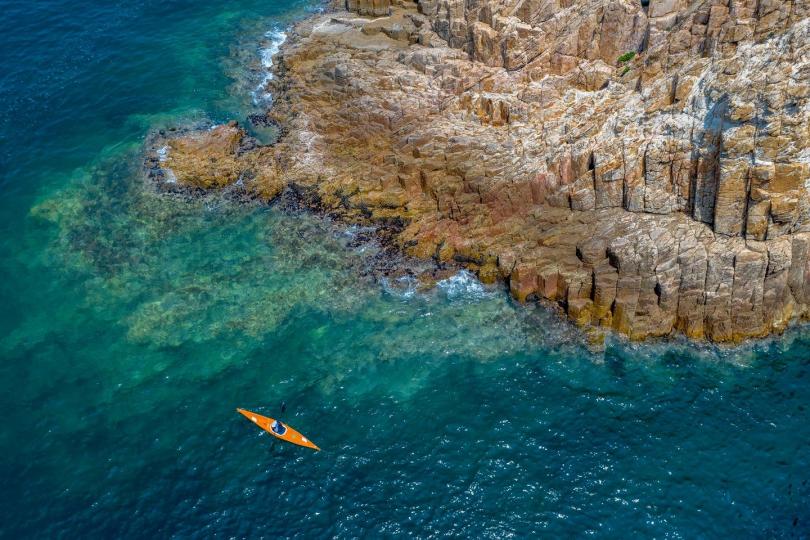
[1, 0, 809, 537]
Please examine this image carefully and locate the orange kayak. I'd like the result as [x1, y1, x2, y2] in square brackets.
[236, 408, 320, 451]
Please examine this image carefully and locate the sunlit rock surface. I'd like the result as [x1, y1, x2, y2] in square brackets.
[148, 121, 284, 200]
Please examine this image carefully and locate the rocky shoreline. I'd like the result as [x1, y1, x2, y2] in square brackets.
[144, 120, 473, 296]
[148, 0, 809, 343]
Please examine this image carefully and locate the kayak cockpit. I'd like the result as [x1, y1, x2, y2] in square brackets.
[271, 420, 287, 436]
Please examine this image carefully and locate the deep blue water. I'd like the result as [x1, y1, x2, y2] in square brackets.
[1, 0, 809, 537]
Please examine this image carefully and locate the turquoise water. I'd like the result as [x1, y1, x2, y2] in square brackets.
[1, 0, 809, 537]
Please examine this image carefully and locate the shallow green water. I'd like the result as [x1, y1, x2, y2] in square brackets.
[1, 0, 809, 537]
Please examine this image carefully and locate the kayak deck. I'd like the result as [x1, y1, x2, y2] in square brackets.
[237, 408, 320, 451]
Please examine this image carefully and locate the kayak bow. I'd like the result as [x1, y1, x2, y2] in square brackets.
[236, 408, 320, 451]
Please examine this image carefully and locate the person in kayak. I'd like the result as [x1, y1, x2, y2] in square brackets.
[271, 420, 287, 436]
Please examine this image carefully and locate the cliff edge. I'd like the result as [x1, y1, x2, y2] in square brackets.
[155, 0, 810, 342]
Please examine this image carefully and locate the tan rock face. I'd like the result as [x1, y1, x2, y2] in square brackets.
[156, 122, 284, 200]
[346, 0, 391, 17]
[164, 123, 245, 189]
[158, 0, 809, 342]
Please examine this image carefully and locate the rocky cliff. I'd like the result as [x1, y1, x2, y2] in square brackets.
[153, 0, 809, 342]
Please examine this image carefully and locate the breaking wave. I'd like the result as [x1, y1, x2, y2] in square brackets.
[436, 270, 492, 300]
[251, 29, 287, 106]
[381, 274, 419, 298]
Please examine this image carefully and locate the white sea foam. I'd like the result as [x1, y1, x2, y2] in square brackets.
[341, 224, 376, 240]
[156, 145, 169, 162]
[382, 270, 492, 301]
[252, 29, 287, 106]
[163, 169, 177, 184]
[381, 275, 418, 299]
[437, 270, 491, 300]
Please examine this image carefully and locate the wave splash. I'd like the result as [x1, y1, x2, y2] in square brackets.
[381, 275, 418, 299]
[251, 29, 287, 106]
[436, 270, 492, 300]
[382, 270, 493, 301]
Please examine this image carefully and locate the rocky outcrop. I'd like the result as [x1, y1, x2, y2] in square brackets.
[154, 0, 809, 342]
[148, 122, 284, 200]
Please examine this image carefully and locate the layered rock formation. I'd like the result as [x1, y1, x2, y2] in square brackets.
[346, 0, 392, 16]
[153, 0, 809, 342]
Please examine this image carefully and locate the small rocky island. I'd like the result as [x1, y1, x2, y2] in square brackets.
[151, 0, 809, 343]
